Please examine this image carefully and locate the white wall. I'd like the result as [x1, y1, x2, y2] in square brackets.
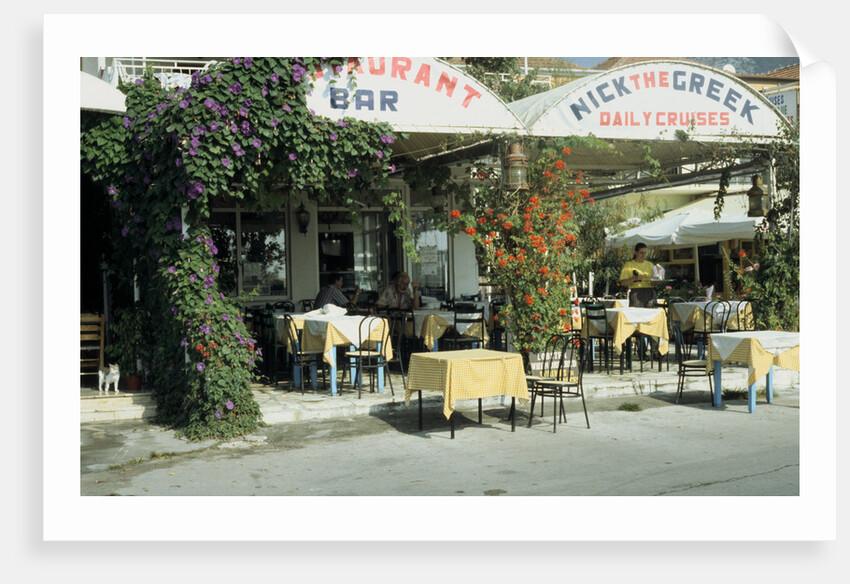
[288, 199, 319, 305]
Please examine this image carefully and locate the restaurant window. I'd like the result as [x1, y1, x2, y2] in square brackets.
[318, 210, 388, 294]
[409, 210, 449, 300]
[208, 208, 288, 299]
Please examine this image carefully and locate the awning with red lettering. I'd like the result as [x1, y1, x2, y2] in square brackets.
[509, 60, 790, 142]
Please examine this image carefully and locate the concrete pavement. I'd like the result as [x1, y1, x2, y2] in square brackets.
[80, 369, 800, 496]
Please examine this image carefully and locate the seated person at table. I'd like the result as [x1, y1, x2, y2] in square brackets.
[618, 242, 657, 308]
[314, 273, 360, 309]
[376, 271, 420, 310]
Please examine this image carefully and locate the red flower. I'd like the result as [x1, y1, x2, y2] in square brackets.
[495, 249, 505, 257]
[554, 159, 566, 169]
[449, 209, 461, 219]
[484, 239, 492, 245]
[503, 221, 513, 230]
[465, 226, 477, 236]
[498, 259, 507, 267]
[477, 217, 487, 224]
[540, 266, 550, 275]
[544, 171, 552, 178]
[562, 147, 570, 154]
[558, 308, 567, 316]
[738, 250, 746, 257]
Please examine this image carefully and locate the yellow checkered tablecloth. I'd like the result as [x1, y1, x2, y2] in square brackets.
[583, 308, 669, 355]
[672, 301, 754, 332]
[706, 332, 800, 387]
[280, 315, 393, 367]
[405, 349, 529, 419]
[416, 312, 488, 351]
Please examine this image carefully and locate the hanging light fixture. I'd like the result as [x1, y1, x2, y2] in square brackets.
[747, 174, 768, 217]
[295, 203, 311, 235]
[504, 143, 529, 191]
[431, 186, 448, 213]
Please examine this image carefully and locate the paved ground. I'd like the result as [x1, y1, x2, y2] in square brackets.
[80, 387, 799, 496]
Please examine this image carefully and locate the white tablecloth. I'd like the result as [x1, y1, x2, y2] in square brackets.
[709, 331, 800, 361]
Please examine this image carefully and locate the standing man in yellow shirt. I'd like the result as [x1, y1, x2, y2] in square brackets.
[618, 242, 657, 307]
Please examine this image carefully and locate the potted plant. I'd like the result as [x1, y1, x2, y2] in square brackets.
[107, 304, 151, 392]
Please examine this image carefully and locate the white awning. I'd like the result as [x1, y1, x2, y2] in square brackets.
[510, 60, 791, 142]
[80, 72, 126, 114]
[608, 208, 764, 248]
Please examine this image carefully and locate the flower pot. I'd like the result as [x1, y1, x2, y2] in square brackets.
[124, 374, 143, 393]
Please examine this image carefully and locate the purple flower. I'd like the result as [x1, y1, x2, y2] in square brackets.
[209, 121, 219, 132]
[168, 265, 177, 274]
[256, 348, 263, 357]
[222, 313, 230, 321]
[197, 362, 205, 372]
[190, 137, 200, 148]
[337, 120, 348, 127]
[134, 78, 143, 85]
[179, 100, 189, 109]
[244, 58, 253, 67]
[252, 138, 262, 148]
[288, 153, 297, 161]
[270, 118, 278, 127]
[222, 158, 231, 167]
[228, 82, 242, 94]
[206, 294, 213, 305]
[180, 338, 187, 347]
[121, 225, 130, 237]
[200, 74, 212, 84]
[236, 314, 243, 322]
[347, 169, 359, 178]
[176, 158, 183, 167]
[171, 306, 178, 315]
[189, 147, 198, 156]
[189, 274, 198, 282]
[239, 107, 249, 117]
[225, 401, 234, 410]
[215, 409, 222, 419]
[329, 133, 337, 141]
[377, 150, 384, 159]
[389, 164, 396, 173]
[107, 185, 117, 195]
[282, 104, 292, 113]
[133, 214, 142, 223]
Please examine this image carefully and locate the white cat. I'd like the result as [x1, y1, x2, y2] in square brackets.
[98, 363, 120, 393]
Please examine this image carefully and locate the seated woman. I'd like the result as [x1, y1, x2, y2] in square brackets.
[376, 271, 420, 310]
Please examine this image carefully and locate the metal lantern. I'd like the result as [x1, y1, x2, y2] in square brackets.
[504, 143, 529, 191]
[295, 203, 311, 234]
[431, 186, 448, 213]
[747, 174, 768, 217]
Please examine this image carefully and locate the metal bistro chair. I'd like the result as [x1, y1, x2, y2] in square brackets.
[661, 297, 686, 371]
[693, 300, 731, 359]
[672, 321, 713, 404]
[581, 302, 612, 374]
[298, 298, 315, 312]
[344, 315, 393, 399]
[527, 333, 590, 432]
[272, 300, 295, 312]
[280, 313, 326, 394]
[444, 303, 486, 350]
[383, 310, 409, 392]
[728, 299, 755, 331]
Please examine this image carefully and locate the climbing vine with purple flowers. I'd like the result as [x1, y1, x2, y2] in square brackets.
[81, 57, 402, 440]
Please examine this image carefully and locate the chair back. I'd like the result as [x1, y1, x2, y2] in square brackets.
[298, 299, 314, 312]
[581, 302, 608, 337]
[731, 300, 754, 331]
[689, 296, 710, 302]
[355, 315, 390, 360]
[704, 300, 731, 332]
[273, 300, 295, 312]
[452, 304, 486, 344]
[280, 313, 302, 357]
[80, 313, 106, 375]
[672, 321, 691, 364]
[538, 334, 587, 384]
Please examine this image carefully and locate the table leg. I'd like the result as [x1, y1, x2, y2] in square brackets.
[349, 346, 357, 388]
[766, 365, 774, 403]
[293, 363, 301, 387]
[747, 379, 757, 413]
[418, 390, 423, 431]
[328, 361, 336, 396]
[432, 339, 439, 352]
[478, 398, 482, 424]
[450, 411, 455, 439]
[376, 341, 384, 393]
[713, 360, 722, 408]
[510, 397, 516, 432]
[697, 339, 704, 360]
[311, 361, 318, 391]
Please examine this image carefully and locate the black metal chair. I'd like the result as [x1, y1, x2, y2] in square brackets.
[280, 313, 326, 394]
[444, 304, 486, 350]
[661, 296, 686, 371]
[383, 310, 409, 391]
[728, 299, 754, 331]
[298, 299, 314, 312]
[272, 300, 295, 312]
[344, 315, 393, 398]
[581, 302, 612, 374]
[693, 300, 731, 358]
[672, 321, 713, 404]
[490, 298, 508, 351]
[527, 333, 590, 432]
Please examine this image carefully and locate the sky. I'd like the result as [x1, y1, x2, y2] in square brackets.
[563, 57, 607, 67]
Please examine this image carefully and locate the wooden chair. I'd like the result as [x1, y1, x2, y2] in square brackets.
[80, 313, 105, 381]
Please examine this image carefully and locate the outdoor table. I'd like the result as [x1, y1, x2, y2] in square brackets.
[412, 309, 488, 351]
[671, 300, 753, 333]
[275, 313, 392, 396]
[404, 348, 528, 438]
[706, 331, 799, 413]
[582, 307, 669, 374]
[600, 298, 629, 308]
